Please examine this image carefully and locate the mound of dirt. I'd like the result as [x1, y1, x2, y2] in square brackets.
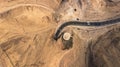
[0, 0, 120, 67]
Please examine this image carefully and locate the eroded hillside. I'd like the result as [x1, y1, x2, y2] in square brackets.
[0, 0, 120, 67]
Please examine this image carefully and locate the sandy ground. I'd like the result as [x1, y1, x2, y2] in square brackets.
[0, 0, 120, 67]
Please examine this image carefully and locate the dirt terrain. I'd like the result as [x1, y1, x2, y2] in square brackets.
[0, 0, 120, 67]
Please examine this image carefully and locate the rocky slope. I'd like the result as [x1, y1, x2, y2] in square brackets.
[0, 0, 120, 67]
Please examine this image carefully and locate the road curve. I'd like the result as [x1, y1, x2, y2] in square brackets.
[54, 17, 120, 40]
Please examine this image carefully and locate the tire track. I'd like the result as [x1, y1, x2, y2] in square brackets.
[0, 4, 55, 14]
[54, 17, 120, 40]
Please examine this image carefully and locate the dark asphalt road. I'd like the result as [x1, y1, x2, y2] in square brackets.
[54, 17, 120, 40]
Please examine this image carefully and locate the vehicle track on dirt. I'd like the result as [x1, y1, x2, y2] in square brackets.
[54, 17, 120, 40]
[0, 4, 55, 14]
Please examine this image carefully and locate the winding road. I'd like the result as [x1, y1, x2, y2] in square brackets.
[54, 17, 120, 40]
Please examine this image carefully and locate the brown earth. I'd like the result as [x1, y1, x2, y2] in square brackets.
[0, 0, 120, 67]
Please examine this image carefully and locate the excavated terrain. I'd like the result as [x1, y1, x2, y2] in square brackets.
[0, 0, 120, 67]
